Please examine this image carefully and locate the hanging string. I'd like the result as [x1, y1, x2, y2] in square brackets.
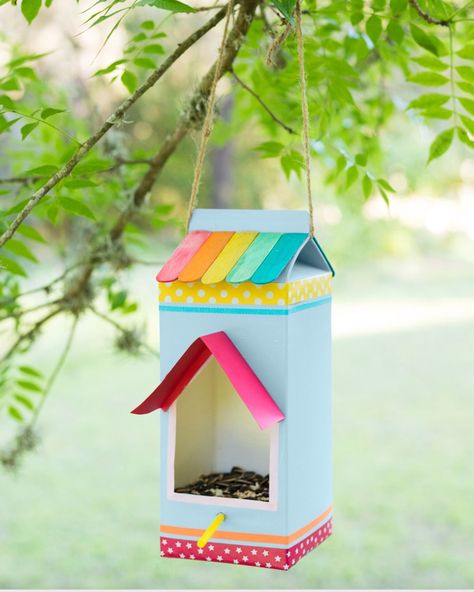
[295, 0, 315, 236]
[185, 0, 235, 232]
[185, 0, 315, 236]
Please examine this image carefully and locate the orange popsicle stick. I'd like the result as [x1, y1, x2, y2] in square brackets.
[179, 232, 234, 282]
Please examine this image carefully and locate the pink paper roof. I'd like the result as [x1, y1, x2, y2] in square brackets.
[131, 331, 285, 430]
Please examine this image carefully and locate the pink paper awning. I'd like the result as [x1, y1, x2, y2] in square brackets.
[131, 331, 285, 430]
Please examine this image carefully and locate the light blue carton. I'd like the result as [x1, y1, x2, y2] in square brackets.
[133, 209, 334, 571]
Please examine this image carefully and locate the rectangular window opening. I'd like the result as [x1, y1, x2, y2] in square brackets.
[170, 357, 277, 506]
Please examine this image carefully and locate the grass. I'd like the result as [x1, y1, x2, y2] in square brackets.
[0, 255, 473, 589]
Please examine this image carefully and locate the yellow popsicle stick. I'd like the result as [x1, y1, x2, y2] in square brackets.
[201, 232, 258, 284]
[197, 513, 225, 549]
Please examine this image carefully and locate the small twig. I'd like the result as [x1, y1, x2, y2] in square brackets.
[29, 315, 79, 429]
[1, 308, 61, 362]
[195, 3, 228, 10]
[89, 306, 159, 358]
[2, 109, 82, 145]
[230, 69, 295, 134]
[0, 176, 42, 186]
[0, 159, 151, 188]
[0, 298, 62, 323]
[408, 0, 450, 26]
[131, 258, 166, 266]
[450, 0, 474, 18]
[0, 262, 82, 308]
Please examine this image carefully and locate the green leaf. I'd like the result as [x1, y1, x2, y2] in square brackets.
[355, 153, 367, 166]
[59, 197, 96, 221]
[121, 70, 137, 93]
[64, 179, 98, 189]
[21, 0, 42, 24]
[255, 141, 284, 157]
[457, 126, 474, 148]
[362, 174, 373, 199]
[457, 44, 474, 60]
[0, 115, 21, 134]
[366, 15, 382, 44]
[15, 67, 37, 81]
[372, 0, 386, 12]
[133, 57, 156, 69]
[461, 115, 474, 135]
[346, 165, 358, 188]
[379, 187, 390, 206]
[131, 32, 148, 43]
[17, 379, 42, 392]
[137, 0, 196, 13]
[410, 24, 439, 56]
[280, 150, 304, 180]
[17, 225, 47, 244]
[19, 365, 43, 378]
[459, 97, 474, 116]
[412, 55, 448, 71]
[428, 128, 454, 163]
[457, 66, 474, 83]
[409, 71, 449, 86]
[93, 59, 127, 77]
[142, 44, 165, 55]
[407, 93, 450, 110]
[386, 19, 404, 44]
[457, 81, 474, 96]
[271, 0, 295, 22]
[3, 239, 38, 263]
[0, 95, 15, 110]
[40, 107, 65, 119]
[141, 20, 155, 30]
[0, 77, 21, 91]
[390, 0, 407, 15]
[377, 178, 396, 192]
[350, 11, 364, 25]
[47, 204, 59, 225]
[20, 121, 39, 140]
[0, 255, 27, 277]
[14, 394, 35, 411]
[420, 107, 452, 120]
[110, 290, 127, 310]
[23, 164, 59, 176]
[8, 406, 24, 422]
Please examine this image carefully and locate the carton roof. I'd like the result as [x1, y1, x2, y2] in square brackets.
[157, 209, 333, 285]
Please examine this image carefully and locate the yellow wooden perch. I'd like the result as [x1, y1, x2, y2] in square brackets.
[197, 513, 225, 549]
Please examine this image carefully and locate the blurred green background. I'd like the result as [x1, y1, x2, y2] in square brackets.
[1, 1, 474, 589]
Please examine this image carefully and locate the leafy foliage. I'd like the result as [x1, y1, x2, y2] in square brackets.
[0, 0, 473, 467]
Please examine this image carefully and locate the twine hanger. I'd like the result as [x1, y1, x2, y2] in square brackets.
[185, 0, 315, 237]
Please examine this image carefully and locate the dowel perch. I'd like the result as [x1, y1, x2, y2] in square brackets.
[197, 513, 225, 548]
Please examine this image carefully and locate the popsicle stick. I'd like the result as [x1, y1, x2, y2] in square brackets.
[197, 513, 225, 549]
[178, 232, 234, 282]
[201, 232, 258, 285]
[226, 233, 281, 283]
[156, 231, 211, 282]
[251, 233, 308, 284]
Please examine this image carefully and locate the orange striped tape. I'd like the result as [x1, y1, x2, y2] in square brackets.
[160, 505, 332, 545]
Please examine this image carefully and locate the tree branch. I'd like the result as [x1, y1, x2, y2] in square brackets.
[230, 68, 295, 134]
[409, 0, 450, 26]
[1, 308, 61, 362]
[60, 0, 259, 312]
[109, 0, 260, 242]
[0, 4, 230, 249]
[89, 306, 159, 358]
[29, 315, 79, 428]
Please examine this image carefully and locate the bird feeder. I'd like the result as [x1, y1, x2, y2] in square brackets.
[132, 208, 334, 570]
